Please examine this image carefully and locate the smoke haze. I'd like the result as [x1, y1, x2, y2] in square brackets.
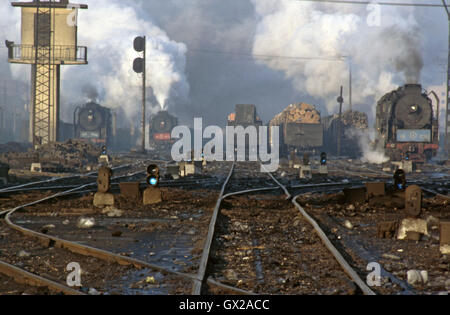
[0, 0, 447, 135]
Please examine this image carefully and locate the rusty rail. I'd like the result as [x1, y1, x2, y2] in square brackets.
[0, 260, 85, 295]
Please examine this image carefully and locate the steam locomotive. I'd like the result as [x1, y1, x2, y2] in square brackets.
[149, 111, 179, 152]
[227, 104, 263, 158]
[269, 103, 323, 157]
[74, 102, 112, 147]
[375, 84, 439, 163]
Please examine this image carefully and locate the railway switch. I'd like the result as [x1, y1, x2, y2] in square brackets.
[94, 166, 115, 208]
[405, 185, 422, 217]
[144, 164, 162, 205]
[299, 154, 312, 179]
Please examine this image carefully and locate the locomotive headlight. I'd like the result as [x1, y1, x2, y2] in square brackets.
[410, 105, 418, 113]
[88, 110, 94, 122]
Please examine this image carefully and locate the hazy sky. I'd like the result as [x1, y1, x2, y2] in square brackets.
[0, 0, 448, 129]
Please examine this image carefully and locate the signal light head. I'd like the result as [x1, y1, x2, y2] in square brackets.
[320, 153, 327, 166]
[146, 164, 160, 187]
[394, 169, 406, 191]
[147, 176, 158, 187]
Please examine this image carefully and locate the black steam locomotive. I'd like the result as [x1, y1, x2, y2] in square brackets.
[227, 104, 263, 158]
[149, 111, 179, 152]
[375, 84, 439, 163]
[74, 102, 112, 147]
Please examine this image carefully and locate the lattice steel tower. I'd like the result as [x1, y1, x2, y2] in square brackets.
[6, 0, 88, 148]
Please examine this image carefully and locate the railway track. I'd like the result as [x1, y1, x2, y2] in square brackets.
[192, 162, 376, 295]
[0, 161, 203, 295]
[0, 160, 448, 295]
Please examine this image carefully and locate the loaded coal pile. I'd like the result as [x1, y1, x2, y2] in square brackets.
[323, 110, 369, 131]
[270, 103, 321, 125]
[341, 110, 369, 129]
[323, 110, 369, 157]
[0, 140, 101, 172]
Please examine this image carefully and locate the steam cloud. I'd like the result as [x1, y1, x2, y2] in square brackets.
[67, 0, 190, 120]
[3, 0, 190, 125]
[346, 128, 389, 165]
[251, 0, 424, 117]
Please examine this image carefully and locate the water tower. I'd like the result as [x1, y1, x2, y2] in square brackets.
[6, 0, 88, 147]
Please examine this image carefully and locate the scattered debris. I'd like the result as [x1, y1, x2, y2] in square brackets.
[112, 231, 122, 238]
[344, 220, 354, 230]
[102, 206, 123, 218]
[77, 217, 96, 229]
[88, 288, 101, 296]
[397, 218, 428, 241]
[0, 140, 100, 172]
[382, 254, 401, 261]
[378, 221, 398, 239]
[145, 276, 157, 285]
[407, 270, 428, 286]
[224, 269, 239, 281]
[18, 250, 30, 258]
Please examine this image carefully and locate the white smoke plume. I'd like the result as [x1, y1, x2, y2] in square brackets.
[251, 0, 423, 118]
[347, 128, 389, 164]
[3, 0, 190, 124]
[68, 0, 189, 119]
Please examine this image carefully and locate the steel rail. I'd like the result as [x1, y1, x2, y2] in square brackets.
[422, 188, 450, 200]
[262, 167, 377, 295]
[0, 163, 134, 194]
[193, 163, 377, 295]
[0, 260, 85, 295]
[192, 163, 236, 295]
[1, 167, 201, 291]
[1, 162, 259, 296]
[291, 195, 376, 295]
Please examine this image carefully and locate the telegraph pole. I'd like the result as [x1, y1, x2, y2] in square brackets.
[349, 58, 353, 111]
[337, 86, 344, 157]
[133, 36, 146, 153]
[142, 36, 146, 153]
[443, 0, 450, 156]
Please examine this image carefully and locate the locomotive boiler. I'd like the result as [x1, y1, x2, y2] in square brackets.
[74, 102, 112, 147]
[375, 84, 439, 163]
[149, 111, 179, 152]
